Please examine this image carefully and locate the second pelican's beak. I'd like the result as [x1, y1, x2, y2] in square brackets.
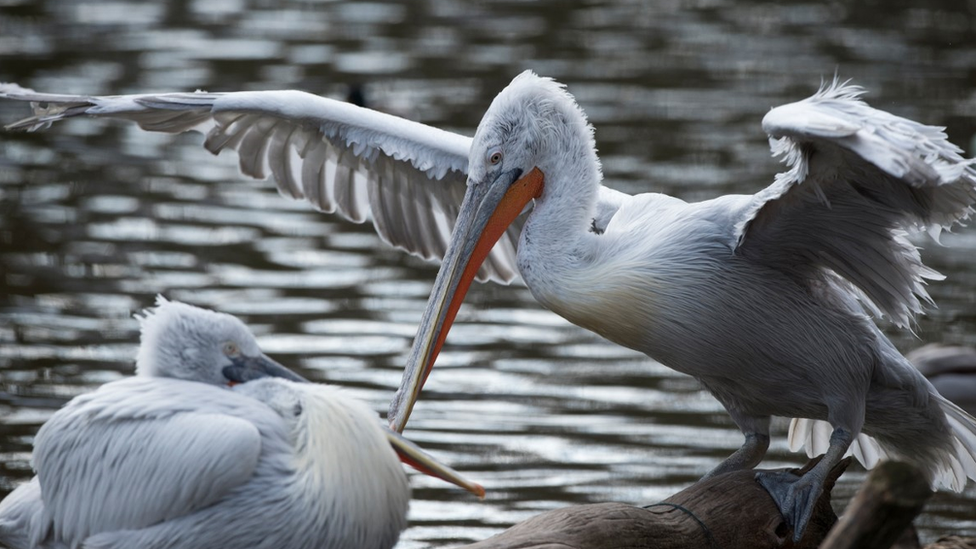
[388, 167, 544, 433]
[223, 353, 309, 384]
[385, 427, 485, 498]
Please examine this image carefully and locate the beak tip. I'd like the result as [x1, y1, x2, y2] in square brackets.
[387, 392, 411, 434]
[387, 408, 401, 432]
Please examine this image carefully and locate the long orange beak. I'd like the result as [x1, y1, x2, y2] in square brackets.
[384, 426, 485, 497]
[388, 167, 544, 433]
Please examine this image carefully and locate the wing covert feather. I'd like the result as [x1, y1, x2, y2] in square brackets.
[734, 80, 976, 327]
[0, 83, 522, 283]
[31, 378, 270, 545]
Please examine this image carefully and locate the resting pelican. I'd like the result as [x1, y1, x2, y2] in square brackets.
[0, 299, 483, 549]
[3, 73, 976, 539]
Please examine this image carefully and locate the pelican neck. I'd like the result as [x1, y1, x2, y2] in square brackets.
[517, 156, 602, 298]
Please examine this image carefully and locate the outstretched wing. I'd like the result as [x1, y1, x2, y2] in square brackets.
[733, 80, 976, 327]
[30, 378, 280, 545]
[0, 83, 521, 283]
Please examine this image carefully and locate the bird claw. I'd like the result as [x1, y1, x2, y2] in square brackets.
[756, 470, 824, 542]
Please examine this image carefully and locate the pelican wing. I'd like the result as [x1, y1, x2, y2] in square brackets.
[592, 185, 631, 233]
[0, 83, 522, 283]
[0, 478, 43, 549]
[30, 378, 276, 545]
[733, 81, 976, 327]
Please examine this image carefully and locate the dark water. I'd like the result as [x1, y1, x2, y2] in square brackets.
[2, 0, 976, 545]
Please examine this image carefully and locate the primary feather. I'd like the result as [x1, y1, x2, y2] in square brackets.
[0, 83, 524, 283]
[735, 80, 976, 328]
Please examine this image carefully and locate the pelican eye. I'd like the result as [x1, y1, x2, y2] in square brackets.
[222, 341, 241, 357]
[488, 150, 502, 165]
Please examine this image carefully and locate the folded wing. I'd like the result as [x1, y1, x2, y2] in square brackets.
[30, 378, 275, 545]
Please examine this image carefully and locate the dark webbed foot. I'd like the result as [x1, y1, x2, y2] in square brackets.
[756, 469, 825, 542]
[756, 427, 854, 542]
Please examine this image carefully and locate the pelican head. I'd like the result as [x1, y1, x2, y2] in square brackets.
[135, 296, 306, 386]
[389, 71, 600, 432]
[468, 70, 599, 191]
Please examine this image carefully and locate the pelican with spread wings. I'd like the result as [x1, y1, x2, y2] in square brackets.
[3, 72, 976, 540]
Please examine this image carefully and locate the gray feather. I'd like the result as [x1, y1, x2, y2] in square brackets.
[734, 79, 976, 327]
[0, 84, 524, 284]
[33, 379, 271, 544]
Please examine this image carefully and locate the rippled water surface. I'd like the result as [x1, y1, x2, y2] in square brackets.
[2, 0, 976, 545]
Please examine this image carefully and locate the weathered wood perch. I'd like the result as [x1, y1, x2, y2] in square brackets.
[458, 457, 849, 549]
[820, 461, 931, 549]
[924, 537, 976, 549]
[457, 458, 976, 549]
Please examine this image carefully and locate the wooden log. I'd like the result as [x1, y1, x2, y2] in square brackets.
[819, 461, 932, 549]
[924, 537, 976, 549]
[458, 457, 850, 549]
[891, 524, 921, 549]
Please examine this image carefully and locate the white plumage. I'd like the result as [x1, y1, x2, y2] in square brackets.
[385, 74, 976, 540]
[1, 378, 412, 549]
[0, 299, 479, 549]
[4, 73, 976, 540]
[0, 84, 517, 283]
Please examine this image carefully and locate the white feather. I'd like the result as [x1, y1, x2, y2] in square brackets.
[0, 302, 415, 549]
[0, 83, 521, 284]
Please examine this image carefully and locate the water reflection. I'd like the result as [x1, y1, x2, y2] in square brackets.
[2, 0, 976, 545]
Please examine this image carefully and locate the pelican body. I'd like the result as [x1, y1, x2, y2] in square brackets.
[390, 75, 976, 538]
[3, 74, 976, 539]
[392, 75, 976, 539]
[0, 299, 481, 549]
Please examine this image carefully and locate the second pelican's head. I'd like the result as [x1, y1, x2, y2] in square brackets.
[135, 296, 306, 386]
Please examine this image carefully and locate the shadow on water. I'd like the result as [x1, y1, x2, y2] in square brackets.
[1, 0, 976, 545]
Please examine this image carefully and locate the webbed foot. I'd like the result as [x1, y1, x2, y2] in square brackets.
[756, 469, 825, 542]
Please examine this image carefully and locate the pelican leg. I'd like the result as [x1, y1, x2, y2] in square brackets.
[756, 427, 853, 542]
[704, 412, 770, 478]
[704, 432, 770, 478]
